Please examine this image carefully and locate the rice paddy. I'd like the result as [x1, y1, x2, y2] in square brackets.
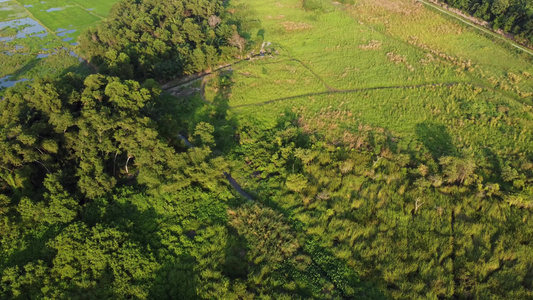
[0, 0, 119, 90]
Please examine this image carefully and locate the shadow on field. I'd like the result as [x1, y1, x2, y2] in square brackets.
[415, 122, 457, 160]
[165, 70, 240, 153]
[149, 253, 198, 299]
[10, 58, 41, 79]
[210, 70, 239, 152]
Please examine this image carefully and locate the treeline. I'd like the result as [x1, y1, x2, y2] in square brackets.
[440, 0, 533, 44]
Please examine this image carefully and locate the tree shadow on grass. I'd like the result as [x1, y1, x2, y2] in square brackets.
[158, 70, 240, 154]
[415, 122, 457, 161]
[149, 253, 198, 299]
[209, 70, 240, 152]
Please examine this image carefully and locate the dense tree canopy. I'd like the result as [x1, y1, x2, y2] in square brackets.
[441, 0, 533, 44]
[78, 0, 244, 80]
[0, 74, 182, 199]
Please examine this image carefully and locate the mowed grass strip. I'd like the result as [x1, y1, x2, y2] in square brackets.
[70, 0, 117, 17]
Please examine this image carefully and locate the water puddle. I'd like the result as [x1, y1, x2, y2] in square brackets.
[0, 18, 47, 41]
[45, 7, 63, 12]
[57, 29, 75, 37]
[3, 44, 25, 55]
[0, 75, 30, 89]
[1, 15, 84, 88]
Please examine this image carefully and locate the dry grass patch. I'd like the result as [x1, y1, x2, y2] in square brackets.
[282, 21, 313, 31]
[363, 0, 422, 16]
[387, 52, 415, 71]
[359, 40, 382, 50]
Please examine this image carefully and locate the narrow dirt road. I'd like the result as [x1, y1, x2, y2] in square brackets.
[178, 134, 254, 201]
[418, 0, 533, 56]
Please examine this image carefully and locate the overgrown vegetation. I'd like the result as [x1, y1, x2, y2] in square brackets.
[1, 0, 532, 298]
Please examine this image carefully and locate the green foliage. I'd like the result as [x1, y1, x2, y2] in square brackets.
[442, 0, 533, 44]
[302, 0, 333, 13]
[78, 0, 243, 80]
[230, 204, 299, 265]
[2, 0, 533, 297]
[233, 107, 533, 298]
[285, 173, 308, 193]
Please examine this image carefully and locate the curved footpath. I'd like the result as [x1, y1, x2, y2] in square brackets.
[177, 134, 254, 201]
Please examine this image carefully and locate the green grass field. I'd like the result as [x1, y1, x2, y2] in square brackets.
[179, 0, 533, 222]
[14, 0, 115, 39]
[192, 0, 533, 154]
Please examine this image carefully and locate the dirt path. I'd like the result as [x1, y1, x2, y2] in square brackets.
[162, 49, 338, 96]
[231, 81, 465, 108]
[161, 54, 266, 90]
[418, 0, 533, 56]
[224, 172, 254, 201]
[178, 134, 254, 201]
[12, 0, 59, 39]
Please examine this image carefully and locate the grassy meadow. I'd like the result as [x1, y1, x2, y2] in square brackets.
[195, 0, 533, 153]
[182, 0, 533, 296]
[186, 2, 533, 294]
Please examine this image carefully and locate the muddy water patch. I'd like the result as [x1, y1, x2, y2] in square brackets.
[0, 18, 48, 41]
[0, 75, 29, 88]
[45, 7, 64, 12]
[57, 29, 75, 36]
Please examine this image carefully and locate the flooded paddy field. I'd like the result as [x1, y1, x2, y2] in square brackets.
[0, 0, 119, 91]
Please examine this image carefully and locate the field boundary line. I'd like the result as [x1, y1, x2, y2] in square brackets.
[11, 0, 58, 38]
[231, 82, 466, 108]
[276, 44, 340, 91]
[417, 0, 533, 56]
[73, 3, 105, 20]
